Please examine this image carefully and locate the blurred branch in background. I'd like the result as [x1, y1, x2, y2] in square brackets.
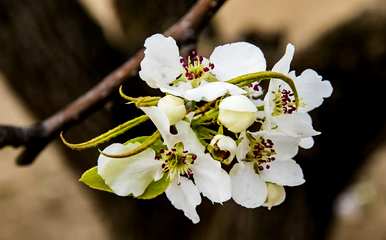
[0, 0, 226, 166]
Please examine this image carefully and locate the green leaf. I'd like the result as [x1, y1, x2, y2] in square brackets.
[137, 174, 170, 200]
[79, 167, 112, 193]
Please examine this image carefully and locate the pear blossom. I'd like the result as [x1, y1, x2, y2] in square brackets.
[139, 34, 269, 102]
[242, 43, 333, 148]
[230, 131, 304, 208]
[98, 106, 231, 223]
[142, 106, 231, 223]
[218, 95, 258, 133]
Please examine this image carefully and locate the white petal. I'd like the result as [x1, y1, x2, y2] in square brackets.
[210, 42, 266, 81]
[159, 81, 192, 97]
[230, 162, 267, 208]
[299, 137, 314, 149]
[175, 121, 205, 154]
[236, 131, 250, 162]
[273, 112, 320, 138]
[272, 43, 295, 74]
[251, 131, 300, 159]
[139, 34, 183, 89]
[98, 143, 163, 197]
[140, 106, 180, 149]
[192, 154, 231, 203]
[260, 159, 305, 186]
[184, 82, 246, 102]
[296, 69, 333, 112]
[165, 177, 201, 224]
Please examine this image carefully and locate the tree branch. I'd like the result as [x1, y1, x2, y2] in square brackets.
[0, 0, 227, 165]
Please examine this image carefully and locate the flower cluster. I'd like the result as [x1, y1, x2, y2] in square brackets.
[64, 34, 332, 223]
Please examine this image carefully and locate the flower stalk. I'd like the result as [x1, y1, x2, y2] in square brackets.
[227, 71, 300, 108]
[60, 115, 149, 150]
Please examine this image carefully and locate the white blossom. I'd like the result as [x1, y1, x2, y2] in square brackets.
[230, 131, 304, 208]
[141, 106, 231, 223]
[139, 34, 270, 102]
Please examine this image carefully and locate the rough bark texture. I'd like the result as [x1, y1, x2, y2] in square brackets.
[1, 1, 386, 240]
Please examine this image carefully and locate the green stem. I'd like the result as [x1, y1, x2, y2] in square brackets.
[119, 86, 160, 106]
[101, 131, 161, 158]
[191, 109, 218, 127]
[60, 115, 149, 150]
[227, 71, 299, 108]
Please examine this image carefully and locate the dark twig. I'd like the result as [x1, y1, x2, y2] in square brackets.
[0, 0, 227, 165]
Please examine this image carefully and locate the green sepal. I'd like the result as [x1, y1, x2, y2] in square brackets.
[137, 174, 170, 200]
[79, 167, 112, 193]
[61, 115, 149, 150]
[124, 136, 165, 152]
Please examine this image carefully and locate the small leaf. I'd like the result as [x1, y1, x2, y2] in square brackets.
[79, 167, 112, 193]
[138, 174, 170, 200]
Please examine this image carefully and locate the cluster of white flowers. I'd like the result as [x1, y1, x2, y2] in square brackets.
[86, 34, 332, 223]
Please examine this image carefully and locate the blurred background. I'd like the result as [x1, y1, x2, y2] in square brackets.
[1, 0, 386, 239]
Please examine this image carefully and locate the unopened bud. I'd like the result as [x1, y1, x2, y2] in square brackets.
[264, 182, 286, 210]
[209, 134, 237, 164]
[218, 95, 257, 133]
[158, 95, 186, 124]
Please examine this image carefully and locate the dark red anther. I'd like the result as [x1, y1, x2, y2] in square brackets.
[191, 50, 197, 57]
[209, 63, 215, 69]
[203, 67, 209, 72]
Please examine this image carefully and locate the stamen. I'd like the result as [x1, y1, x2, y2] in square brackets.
[177, 50, 215, 82]
[246, 135, 277, 173]
[272, 86, 297, 116]
[159, 145, 197, 180]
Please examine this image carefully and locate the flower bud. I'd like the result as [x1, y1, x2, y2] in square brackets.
[264, 183, 286, 210]
[218, 95, 257, 133]
[157, 95, 187, 125]
[208, 134, 237, 165]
